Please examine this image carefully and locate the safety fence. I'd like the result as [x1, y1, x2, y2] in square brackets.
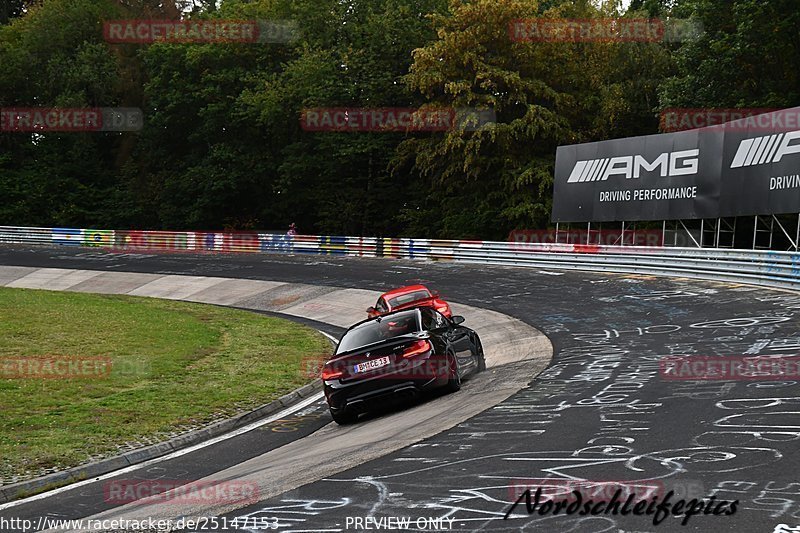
[1, 225, 799, 290]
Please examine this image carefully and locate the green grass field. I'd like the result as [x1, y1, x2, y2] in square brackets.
[0, 288, 330, 483]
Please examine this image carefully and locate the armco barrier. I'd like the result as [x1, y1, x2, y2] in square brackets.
[1, 226, 799, 290]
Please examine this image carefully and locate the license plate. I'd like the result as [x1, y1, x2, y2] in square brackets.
[353, 356, 390, 373]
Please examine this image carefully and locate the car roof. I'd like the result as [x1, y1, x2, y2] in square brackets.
[380, 284, 430, 299]
[345, 307, 425, 332]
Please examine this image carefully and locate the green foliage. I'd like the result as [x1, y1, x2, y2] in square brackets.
[393, 0, 675, 238]
[659, 0, 800, 108]
[0, 0, 27, 25]
[0, 0, 795, 237]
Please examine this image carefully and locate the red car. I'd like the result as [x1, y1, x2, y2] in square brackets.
[367, 285, 452, 319]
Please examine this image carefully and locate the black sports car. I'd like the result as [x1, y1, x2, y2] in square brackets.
[321, 307, 485, 424]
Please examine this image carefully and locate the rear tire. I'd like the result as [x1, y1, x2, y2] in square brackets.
[330, 408, 358, 425]
[445, 353, 461, 393]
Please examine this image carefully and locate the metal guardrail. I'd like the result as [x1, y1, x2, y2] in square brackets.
[0, 225, 798, 290]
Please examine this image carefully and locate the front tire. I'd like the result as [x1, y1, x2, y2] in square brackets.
[330, 408, 358, 425]
[475, 337, 486, 372]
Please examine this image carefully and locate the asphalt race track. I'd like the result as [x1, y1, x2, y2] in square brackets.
[1, 245, 799, 533]
[0, 260, 549, 533]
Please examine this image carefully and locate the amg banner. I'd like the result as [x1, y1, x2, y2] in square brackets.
[551, 106, 800, 222]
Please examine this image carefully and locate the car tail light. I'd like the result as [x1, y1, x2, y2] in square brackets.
[321, 361, 343, 380]
[402, 340, 432, 358]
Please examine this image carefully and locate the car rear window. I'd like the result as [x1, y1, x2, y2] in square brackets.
[336, 310, 421, 354]
[387, 289, 431, 308]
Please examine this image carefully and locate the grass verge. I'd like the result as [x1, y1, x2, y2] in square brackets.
[0, 287, 330, 483]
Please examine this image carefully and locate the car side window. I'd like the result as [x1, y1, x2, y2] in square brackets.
[376, 298, 388, 313]
[421, 309, 437, 330]
[433, 310, 450, 329]
[422, 309, 449, 330]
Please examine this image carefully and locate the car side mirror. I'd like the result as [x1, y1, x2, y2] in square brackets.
[367, 306, 376, 314]
[430, 290, 440, 297]
[451, 315, 465, 325]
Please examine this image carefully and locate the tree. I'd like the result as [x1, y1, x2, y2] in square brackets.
[0, 0, 27, 25]
[0, 0, 129, 227]
[233, 0, 447, 234]
[392, 0, 674, 238]
[659, 0, 800, 109]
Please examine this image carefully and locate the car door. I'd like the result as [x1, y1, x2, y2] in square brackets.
[435, 311, 474, 375]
